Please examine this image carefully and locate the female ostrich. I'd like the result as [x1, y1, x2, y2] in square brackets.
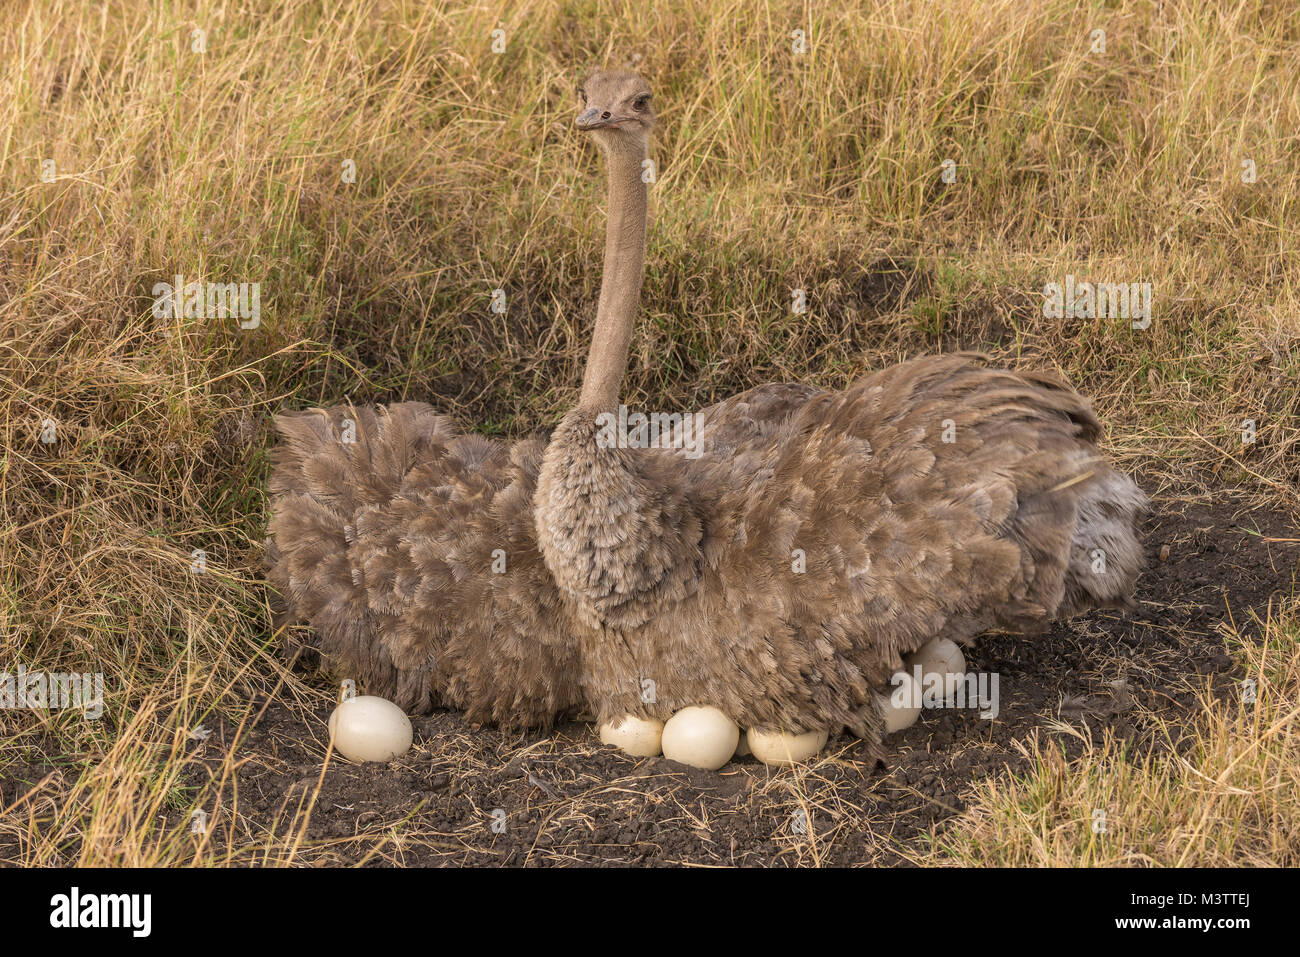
[533, 71, 1146, 742]
[268, 69, 1144, 750]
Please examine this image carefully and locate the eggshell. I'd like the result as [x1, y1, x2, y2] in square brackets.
[661, 706, 739, 770]
[906, 637, 966, 701]
[327, 695, 413, 762]
[876, 671, 922, 734]
[746, 727, 829, 765]
[598, 715, 664, 757]
[734, 732, 751, 757]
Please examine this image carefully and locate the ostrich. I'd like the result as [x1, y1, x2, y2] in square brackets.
[532, 71, 1147, 743]
[266, 69, 1145, 752]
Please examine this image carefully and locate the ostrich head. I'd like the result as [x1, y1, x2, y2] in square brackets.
[575, 70, 654, 153]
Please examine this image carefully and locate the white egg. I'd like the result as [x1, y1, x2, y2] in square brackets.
[661, 706, 739, 770]
[734, 732, 751, 757]
[327, 695, 413, 763]
[875, 671, 922, 734]
[905, 637, 967, 702]
[746, 727, 829, 765]
[598, 715, 664, 757]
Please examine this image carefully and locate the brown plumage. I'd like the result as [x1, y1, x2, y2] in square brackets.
[537, 360, 1146, 743]
[266, 69, 1145, 747]
[266, 404, 580, 730]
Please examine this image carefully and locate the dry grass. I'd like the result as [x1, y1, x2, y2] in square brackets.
[1, 0, 1297, 866]
[916, 602, 1300, 867]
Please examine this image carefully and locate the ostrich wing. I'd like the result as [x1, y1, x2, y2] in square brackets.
[266, 402, 580, 728]
[745, 354, 1121, 660]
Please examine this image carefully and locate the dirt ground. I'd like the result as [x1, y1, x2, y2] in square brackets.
[151, 490, 1293, 867]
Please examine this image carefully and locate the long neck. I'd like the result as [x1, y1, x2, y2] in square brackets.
[535, 137, 702, 630]
[578, 142, 648, 412]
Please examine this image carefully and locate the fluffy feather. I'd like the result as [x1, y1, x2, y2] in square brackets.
[266, 403, 581, 730]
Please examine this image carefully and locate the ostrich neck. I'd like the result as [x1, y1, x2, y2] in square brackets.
[579, 142, 647, 411]
[535, 137, 702, 630]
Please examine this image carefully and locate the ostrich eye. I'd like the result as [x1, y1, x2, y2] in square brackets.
[633, 95, 650, 111]
[578, 89, 587, 104]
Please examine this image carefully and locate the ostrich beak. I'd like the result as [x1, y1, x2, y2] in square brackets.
[575, 107, 615, 130]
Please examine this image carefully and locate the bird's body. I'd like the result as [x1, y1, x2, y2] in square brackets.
[535, 355, 1145, 741]
[266, 69, 1145, 746]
